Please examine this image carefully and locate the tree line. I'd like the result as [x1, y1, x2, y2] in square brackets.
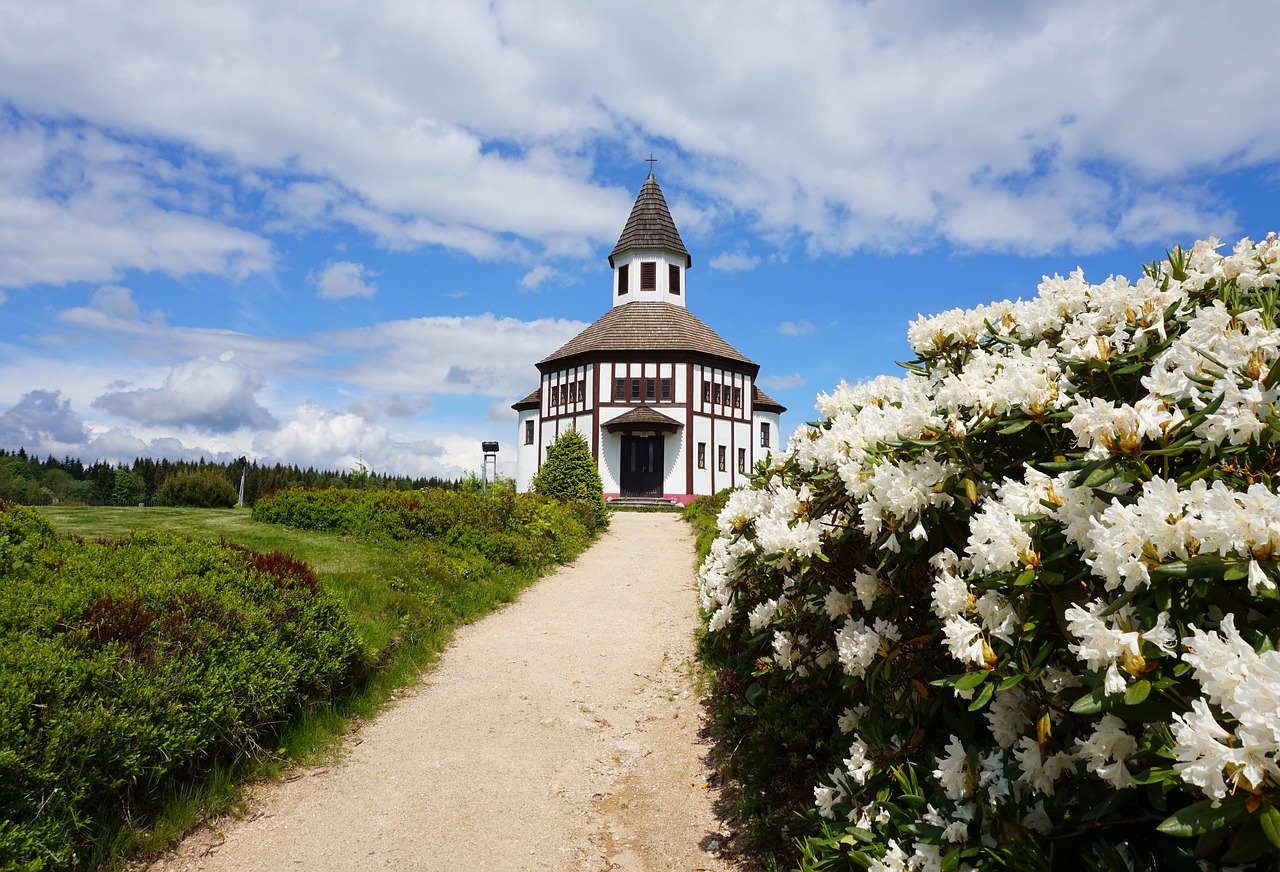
[0, 448, 463, 507]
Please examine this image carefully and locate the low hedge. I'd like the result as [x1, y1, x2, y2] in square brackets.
[0, 502, 362, 870]
[251, 487, 593, 568]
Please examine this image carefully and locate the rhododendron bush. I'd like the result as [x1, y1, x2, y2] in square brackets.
[698, 236, 1280, 870]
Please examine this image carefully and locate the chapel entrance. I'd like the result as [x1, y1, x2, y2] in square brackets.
[619, 435, 663, 497]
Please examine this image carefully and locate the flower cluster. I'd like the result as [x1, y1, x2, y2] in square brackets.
[699, 235, 1280, 870]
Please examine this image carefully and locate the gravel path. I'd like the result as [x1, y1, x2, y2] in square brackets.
[139, 512, 747, 872]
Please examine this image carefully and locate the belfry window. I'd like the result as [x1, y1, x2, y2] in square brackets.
[669, 264, 680, 295]
[640, 261, 656, 291]
[617, 264, 629, 295]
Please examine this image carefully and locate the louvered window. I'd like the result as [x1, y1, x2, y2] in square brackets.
[618, 264, 629, 295]
[669, 264, 680, 295]
[640, 262, 656, 291]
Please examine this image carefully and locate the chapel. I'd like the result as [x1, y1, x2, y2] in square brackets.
[512, 171, 785, 504]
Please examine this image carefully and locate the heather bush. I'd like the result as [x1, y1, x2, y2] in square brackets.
[0, 502, 362, 870]
[699, 236, 1280, 870]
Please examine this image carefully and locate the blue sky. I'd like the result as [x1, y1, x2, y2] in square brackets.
[2, 0, 1279, 479]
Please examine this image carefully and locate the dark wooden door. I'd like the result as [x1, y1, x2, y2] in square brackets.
[620, 435, 663, 497]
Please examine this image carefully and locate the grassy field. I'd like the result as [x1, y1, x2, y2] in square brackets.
[31, 504, 549, 866]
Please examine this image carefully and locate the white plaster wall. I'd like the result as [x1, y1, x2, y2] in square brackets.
[514, 407, 539, 492]
[612, 248, 688, 308]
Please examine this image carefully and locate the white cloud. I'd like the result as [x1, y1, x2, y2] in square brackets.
[88, 285, 141, 320]
[519, 265, 557, 290]
[757, 373, 806, 391]
[91, 353, 278, 433]
[346, 393, 433, 421]
[312, 260, 377, 300]
[777, 320, 814, 337]
[0, 116, 272, 289]
[0, 389, 90, 450]
[709, 250, 760, 272]
[1, 0, 1273, 270]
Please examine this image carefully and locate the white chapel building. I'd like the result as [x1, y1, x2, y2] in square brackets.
[512, 172, 785, 504]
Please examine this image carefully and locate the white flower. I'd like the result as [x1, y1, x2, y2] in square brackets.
[1171, 698, 1235, 799]
[836, 618, 883, 678]
[869, 840, 908, 872]
[748, 597, 780, 632]
[823, 588, 855, 619]
[1074, 714, 1136, 789]
[933, 735, 973, 801]
[845, 736, 875, 784]
[942, 616, 990, 667]
[854, 568, 881, 610]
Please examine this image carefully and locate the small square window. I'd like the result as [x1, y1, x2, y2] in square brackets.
[615, 378, 626, 401]
[661, 378, 671, 401]
[702, 380, 711, 403]
[568, 382, 576, 404]
[697, 442, 706, 469]
[738, 448, 746, 473]
[760, 422, 771, 448]
[630, 378, 641, 400]
[718, 445, 726, 471]
[713, 384, 722, 405]
[579, 379, 586, 404]
[645, 378, 656, 400]
[733, 387, 742, 408]
[551, 385, 559, 406]
[640, 261, 656, 291]
[525, 419, 534, 445]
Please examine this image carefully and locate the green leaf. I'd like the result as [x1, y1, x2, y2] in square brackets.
[1082, 462, 1121, 489]
[998, 418, 1032, 435]
[997, 673, 1027, 691]
[1124, 679, 1151, 706]
[955, 669, 990, 691]
[1156, 795, 1249, 838]
[1015, 568, 1036, 587]
[1070, 687, 1109, 715]
[744, 683, 766, 707]
[1260, 804, 1280, 849]
[967, 681, 995, 711]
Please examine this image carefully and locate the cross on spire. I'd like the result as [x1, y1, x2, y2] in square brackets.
[645, 152, 657, 175]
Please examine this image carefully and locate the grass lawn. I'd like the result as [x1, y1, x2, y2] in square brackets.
[30, 504, 545, 866]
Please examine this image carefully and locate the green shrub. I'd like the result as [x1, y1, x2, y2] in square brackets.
[0, 502, 362, 870]
[252, 486, 595, 569]
[156, 470, 238, 508]
[532, 430, 609, 533]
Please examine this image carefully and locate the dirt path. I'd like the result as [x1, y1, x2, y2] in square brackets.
[140, 512, 749, 872]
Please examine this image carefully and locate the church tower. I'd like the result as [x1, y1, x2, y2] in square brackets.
[513, 171, 784, 503]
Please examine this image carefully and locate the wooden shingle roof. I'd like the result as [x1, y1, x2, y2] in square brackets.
[511, 387, 541, 411]
[608, 173, 690, 267]
[603, 406, 682, 433]
[538, 302, 755, 370]
[752, 385, 787, 413]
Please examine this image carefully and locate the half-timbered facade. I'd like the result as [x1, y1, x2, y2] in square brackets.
[513, 172, 784, 504]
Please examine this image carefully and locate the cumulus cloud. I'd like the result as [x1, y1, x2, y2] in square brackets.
[519, 265, 558, 290]
[0, 389, 90, 449]
[254, 403, 464, 479]
[346, 393, 433, 421]
[757, 373, 806, 391]
[311, 260, 377, 300]
[777, 320, 814, 337]
[0, 116, 273, 289]
[709, 250, 761, 272]
[91, 353, 278, 433]
[0, 0, 1270, 274]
